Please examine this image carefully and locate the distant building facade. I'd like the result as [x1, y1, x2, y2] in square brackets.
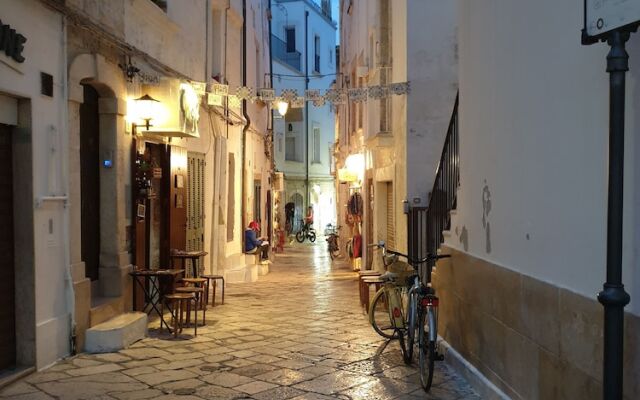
[272, 0, 337, 233]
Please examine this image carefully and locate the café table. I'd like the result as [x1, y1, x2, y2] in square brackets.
[130, 268, 184, 331]
[169, 250, 208, 278]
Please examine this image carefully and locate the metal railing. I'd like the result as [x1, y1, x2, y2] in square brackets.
[271, 35, 302, 72]
[408, 93, 459, 282]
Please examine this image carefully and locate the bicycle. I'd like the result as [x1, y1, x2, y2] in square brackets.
[325, 225, 340, 260]
[295, 220, 316, 243]
[367, 241, 450, 392]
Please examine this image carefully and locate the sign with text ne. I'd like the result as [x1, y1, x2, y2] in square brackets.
[585, 0, 640, 38]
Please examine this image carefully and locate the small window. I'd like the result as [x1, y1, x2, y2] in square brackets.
[313, 127, 321, 163]
[286, 27, 296, 53]
[285, 137, 297, 161]
[314, 36, 320, 73]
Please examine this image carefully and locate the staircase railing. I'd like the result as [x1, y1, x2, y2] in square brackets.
[408, 92, 459, 282]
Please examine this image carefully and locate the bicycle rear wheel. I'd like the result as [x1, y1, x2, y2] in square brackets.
[368, 288, 397, 339]
[418, 309, 436, 391]
[295, 231, 305, 243]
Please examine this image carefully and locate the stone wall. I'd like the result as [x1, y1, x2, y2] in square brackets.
[435, 246, 639, 400]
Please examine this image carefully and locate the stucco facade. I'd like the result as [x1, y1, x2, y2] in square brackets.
[0, 0, 274, 375]
[434, 1, 640, 398]
[336, 0, 457, 269]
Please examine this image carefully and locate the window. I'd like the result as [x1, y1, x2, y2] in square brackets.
[285, 27, 296, 53]
[313, 127, 321, 163]
[314, 36, 320, 73]
[285, 137, 296, 161]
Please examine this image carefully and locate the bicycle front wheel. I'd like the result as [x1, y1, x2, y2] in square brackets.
[368, 288, 397, 339]
[295, 231, 305, 243]
[418, 309, 436, 391]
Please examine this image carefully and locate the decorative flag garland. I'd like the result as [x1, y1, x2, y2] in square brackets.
[204, 82, 410, 108]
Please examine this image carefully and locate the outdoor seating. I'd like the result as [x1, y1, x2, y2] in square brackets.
[174, 286, 206, 326]
[201, 274, 225, 306]
[161, 293, 197, 338]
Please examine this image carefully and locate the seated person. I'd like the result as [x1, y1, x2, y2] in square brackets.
[245, 221, 269, 260]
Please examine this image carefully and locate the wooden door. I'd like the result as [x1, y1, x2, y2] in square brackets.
[187, 152, 205, 251]
[168, 146, 187, 255]
[0, 124, 15, 369]
[80, 84, 101, 281]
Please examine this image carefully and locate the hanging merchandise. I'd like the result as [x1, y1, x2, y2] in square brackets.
[348, 192, 364, 216]
[352, 233, 362, 259]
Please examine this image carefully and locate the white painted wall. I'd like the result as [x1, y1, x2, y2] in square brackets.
[0, 0, 68, 368]
[449, 0, 640, 316]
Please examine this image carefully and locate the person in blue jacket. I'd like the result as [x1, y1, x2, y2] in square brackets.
[245, 221, 269, 260]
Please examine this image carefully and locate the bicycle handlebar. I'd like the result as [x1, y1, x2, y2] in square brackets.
[368, 241, 451, 266]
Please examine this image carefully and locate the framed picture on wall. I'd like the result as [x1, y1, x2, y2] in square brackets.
[137, 203, 146, 219]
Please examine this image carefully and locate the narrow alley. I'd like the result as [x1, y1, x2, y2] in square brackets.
[0, 244, 479, 400]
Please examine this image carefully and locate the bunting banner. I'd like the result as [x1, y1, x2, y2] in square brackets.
[291, 97, 305, 109]
[199, 82, 410, 108]
[235, 86, 253, 100]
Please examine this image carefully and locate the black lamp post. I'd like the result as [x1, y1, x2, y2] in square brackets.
[582, 3, 638, 398]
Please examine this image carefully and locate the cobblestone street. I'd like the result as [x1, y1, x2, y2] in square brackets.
[1, 244, 479, 400]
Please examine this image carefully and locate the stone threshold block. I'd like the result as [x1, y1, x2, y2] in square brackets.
[85, 312, 147, 353]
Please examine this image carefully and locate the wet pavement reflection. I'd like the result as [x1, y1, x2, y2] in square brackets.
[0, 241, 480, 400]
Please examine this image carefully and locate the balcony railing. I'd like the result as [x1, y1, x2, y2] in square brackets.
[272, 35, 302, 72]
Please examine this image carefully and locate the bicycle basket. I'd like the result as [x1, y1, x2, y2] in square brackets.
[387, 259, 414, 282]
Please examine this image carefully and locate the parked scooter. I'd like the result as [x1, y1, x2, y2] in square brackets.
[326, 225, 341, 260]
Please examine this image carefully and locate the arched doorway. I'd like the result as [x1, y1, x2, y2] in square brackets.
[290, 192, 304, 232]
[80, 84, 101, 281]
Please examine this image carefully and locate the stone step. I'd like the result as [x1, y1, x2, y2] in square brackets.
[89, 296, 124, 327]
[85, 312, 147, 353]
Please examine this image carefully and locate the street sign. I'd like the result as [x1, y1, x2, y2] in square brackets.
[585, 0, 640, 38]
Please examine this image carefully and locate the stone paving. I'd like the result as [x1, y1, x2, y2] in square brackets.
[1, 243, 480, 400]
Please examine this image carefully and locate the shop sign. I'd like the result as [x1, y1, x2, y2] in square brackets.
[585, 0, 640, 38]
[0, 19, 27, 63]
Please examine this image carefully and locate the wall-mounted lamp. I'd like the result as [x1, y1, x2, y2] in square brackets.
[276, 100, 289, 117]
[131, 94, 161, 132]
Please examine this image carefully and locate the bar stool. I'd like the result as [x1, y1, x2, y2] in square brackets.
[175, 286, 206, 326]
[181, 277, 208, 309]
[358, 271, 381, 308]
[162, 293, 197, 338]
[362, 277, 384, 313]
[201, 274, 225, 306]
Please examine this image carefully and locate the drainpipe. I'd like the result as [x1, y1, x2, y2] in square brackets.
[304, 9, 309, 208]
[224, 0, 230, 139]
[60, 14, 77, 355]
[242, 0, 251, 242]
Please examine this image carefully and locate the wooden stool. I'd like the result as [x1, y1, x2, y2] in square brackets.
[162, 293, 197, 338]
[175, 286, 206, 326]
[181, 277, 208, 309]
[358, 271, 381, 308]
[201, 274, 224, 306]
[362, 277, 384, 313]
